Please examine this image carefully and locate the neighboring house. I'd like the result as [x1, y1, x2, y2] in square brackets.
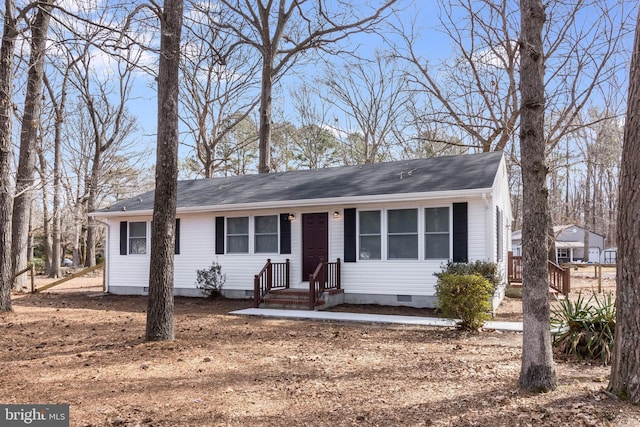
[92, 151, 512, 309]
[512, 225, 605, 263]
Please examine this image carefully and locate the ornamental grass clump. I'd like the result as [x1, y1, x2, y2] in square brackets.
[551, 292, 615, 366]
[435, 273, 493, 331]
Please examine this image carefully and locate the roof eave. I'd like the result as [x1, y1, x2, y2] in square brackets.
[90, 187, 493, 218]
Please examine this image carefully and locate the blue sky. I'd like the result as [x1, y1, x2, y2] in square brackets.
[121, 0, 635, 166]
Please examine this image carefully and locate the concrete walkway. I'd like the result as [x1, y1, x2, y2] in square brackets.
[230, 308, 524, 332]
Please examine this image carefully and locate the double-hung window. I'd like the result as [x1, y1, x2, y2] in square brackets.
[227, 217, 249, 253]
[388, 209, 418, 259]
[425, 207, 450, 259]
[359, 210, 381, 260]
[129, 222, 147, 254]
[255, 215, 278, 253]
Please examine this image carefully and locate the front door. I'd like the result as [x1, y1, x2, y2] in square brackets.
[302, 213, 328, 281]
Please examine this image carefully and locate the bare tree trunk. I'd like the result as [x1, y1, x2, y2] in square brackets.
[85, 153, 100, 267]
[583, 155, 592, 261]
[37, 150, 52, 274]
[43, 72, 68, 278]
[518, 0, 558, 392]
[0, 0, 17, 311]
[11, 0, 53, 290]
[608, 7, 640, 403]
[146, 0, 183, 342]
[27, 199, 34, 263]
[258, 61, 273, 173]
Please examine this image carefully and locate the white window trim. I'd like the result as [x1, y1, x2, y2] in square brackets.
[424, 206, 452, 260]
[358, 210, 382, 261]
[128, 221, 148, 255]
[254, 214, 280, 254]
[226, 216, 250, 255]
[356, 205, 454, 262]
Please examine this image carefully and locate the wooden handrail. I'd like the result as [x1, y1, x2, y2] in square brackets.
[508, 252, 570, 295]
[508, 252, 522, 283]
[308, 261, 325, 310]
[253, 259, 290, 307]
[548, 260, 570, 295]
[308, 259, 341, 309]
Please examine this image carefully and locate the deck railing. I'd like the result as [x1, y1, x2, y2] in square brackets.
[253, 259, 290, 307]
[548, 260, 571, 295]
[308, 258, 341, 309]
[508, 251, 570, 295]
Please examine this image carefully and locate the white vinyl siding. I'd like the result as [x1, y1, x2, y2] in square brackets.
[104, 192, 504, 302]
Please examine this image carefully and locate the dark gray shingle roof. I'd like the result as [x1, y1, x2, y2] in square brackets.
[99, 151, 503, 213]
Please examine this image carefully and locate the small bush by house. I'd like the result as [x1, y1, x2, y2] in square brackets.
[435, 273, 493, 330]
[434, 260, 501, 292]
[196, 261, 226, 298]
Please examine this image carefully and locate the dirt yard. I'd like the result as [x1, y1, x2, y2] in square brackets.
[1, 271, 638, 427]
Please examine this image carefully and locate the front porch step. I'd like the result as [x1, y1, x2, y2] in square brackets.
[259, 288, 343, 310]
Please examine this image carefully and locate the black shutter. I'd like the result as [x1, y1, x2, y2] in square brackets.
[344, 208, 356, 262]
[452, 203, 468, 262]
[175, 218, 180, 255]
[215, 216, 225, 254]
[120, 221, 128, 255]
[280, 214, 291, 254]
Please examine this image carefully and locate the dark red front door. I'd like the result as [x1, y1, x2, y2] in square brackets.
[302, 213, 328, 280]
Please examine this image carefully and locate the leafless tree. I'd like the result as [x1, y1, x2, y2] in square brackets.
[217, 0, 400, 173]
[322, 52, 412, 164]
[180, 1, 261, 178]
[12, 0, 54, 290]
[608, 6, 640, 402]
[0, 0, 19, 311]
[272, 85, 340, 170]
[396, 0, 631, 155]
[518, 0, 557, 392]
[65, 26, 140, 267]
[146, 0, 183, 342]
[43, 52, 76, 276]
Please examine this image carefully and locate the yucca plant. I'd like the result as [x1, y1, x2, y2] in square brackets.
[551, 292, 615, 366]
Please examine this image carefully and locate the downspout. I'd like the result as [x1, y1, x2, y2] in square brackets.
[92, 217, 110, 293]
[482, 193, 492, 261]
[482, 192, 491, 209]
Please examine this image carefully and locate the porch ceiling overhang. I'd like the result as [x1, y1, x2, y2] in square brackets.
[90, 187, 493, 218]
[554, 241, 586, 249]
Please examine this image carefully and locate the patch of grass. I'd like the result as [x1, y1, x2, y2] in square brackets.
[504, 285, 522, 299]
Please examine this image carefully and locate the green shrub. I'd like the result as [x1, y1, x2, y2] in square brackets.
[435, 273, 493, 330]
[28, 257, 45, 274]
[434, 260, 501, 292]
[551, 292, 615, 366]
[196, 261, 226, 298]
